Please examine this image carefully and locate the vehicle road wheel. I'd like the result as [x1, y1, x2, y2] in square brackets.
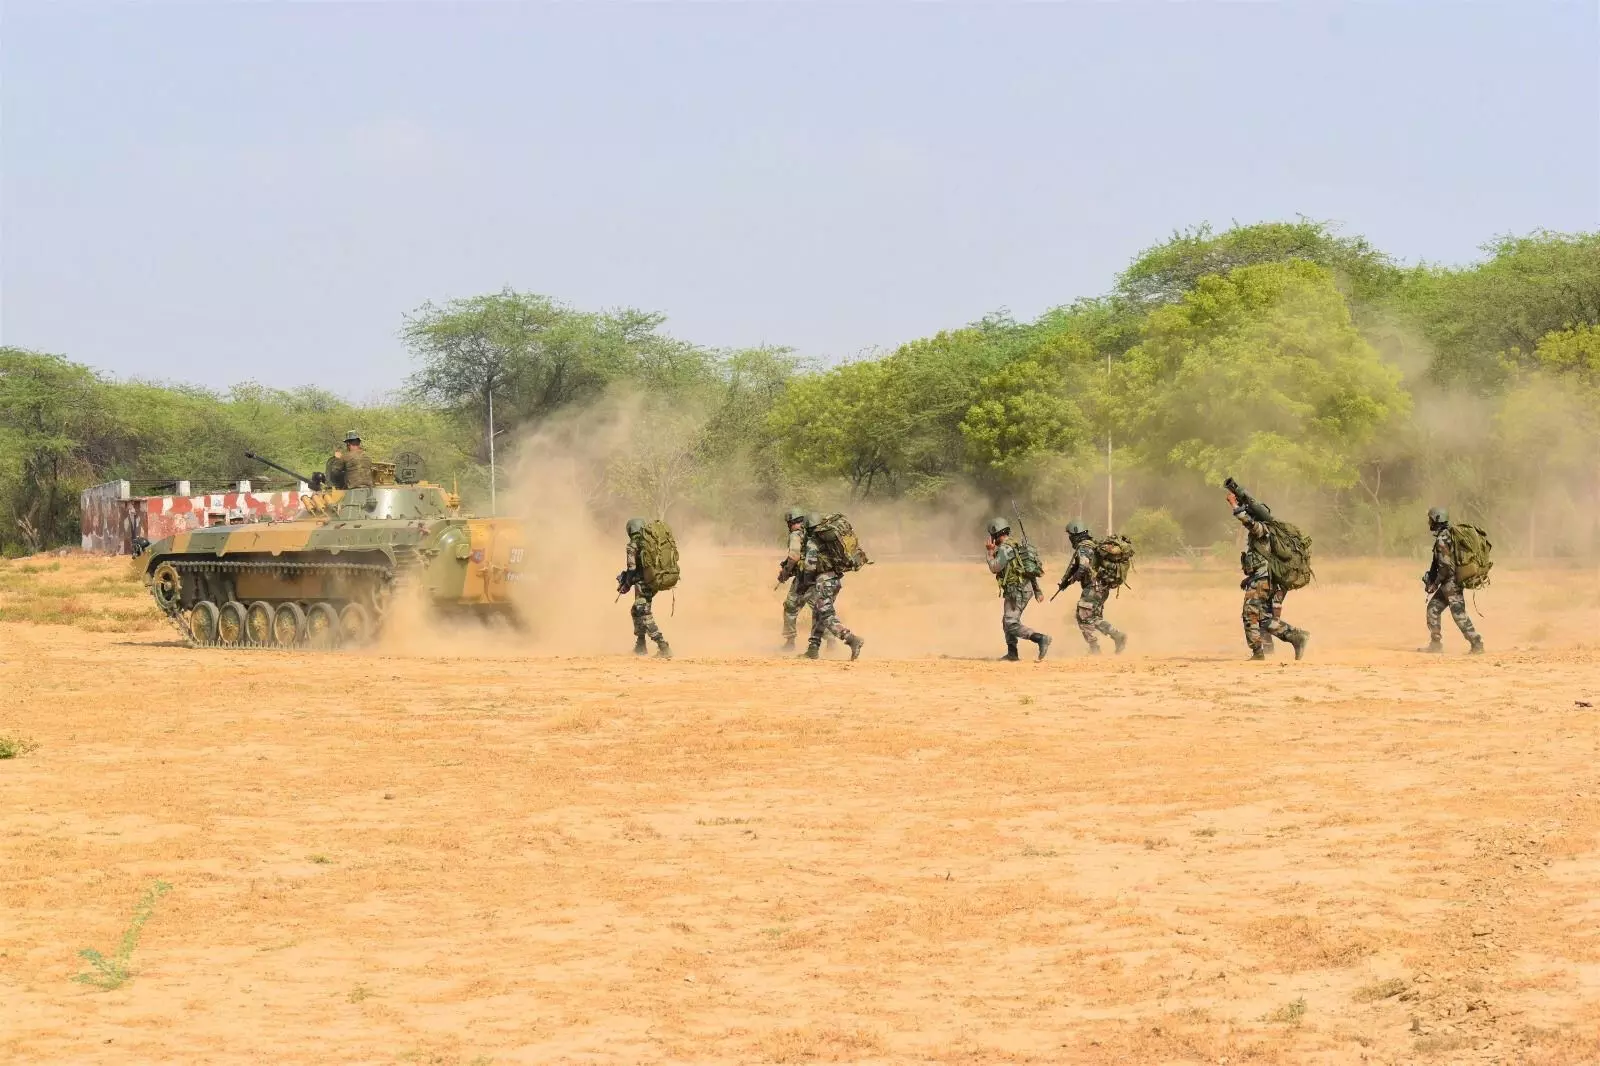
[306, 603, 340, 649]
[189, 600, 220, 645]
[245, 601, 275, 646]
[339, 603, 373, 646]
[217, 601, 247, 646]
[272, 602, 307, 647]
[151, 561, 183, 611]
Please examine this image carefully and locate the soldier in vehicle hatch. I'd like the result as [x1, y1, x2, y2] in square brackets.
[326, 431, 374, 490]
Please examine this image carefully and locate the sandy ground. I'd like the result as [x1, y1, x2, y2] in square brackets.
[3, 553, 1600, 1064]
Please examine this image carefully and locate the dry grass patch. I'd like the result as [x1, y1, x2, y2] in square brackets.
[1245, 914, 1380, 971]
[0, 556, 159, 632]
[1352, 977, 1407, 1002]
[755, 1025, 884, 1063]
[543, 707, 603, 732]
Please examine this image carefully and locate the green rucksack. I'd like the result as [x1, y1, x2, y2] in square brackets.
[1449, 524, 1493, 589]
[1002, 540, 1044, 589]
[1264, 518, 1314, 591]
[1093, 534, 1136, 592]
[812, 513, 870, 572]
[637, 520, 680, 591]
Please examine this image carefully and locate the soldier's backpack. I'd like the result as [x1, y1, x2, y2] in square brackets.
[637, 520, 680, 591]
[1093, 534, 1136, 592]
[811, 513, 870, 572]
[1263, 518, 1314, 591]
[1002, 539, 1045, 588]
[1449, 523, 1493, 589]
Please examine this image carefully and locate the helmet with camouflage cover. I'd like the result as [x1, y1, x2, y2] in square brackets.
[625, 517, 646, 537]
[784, 507, 805, 526]
[986, 517, 1011, 538]
[1428, 506, 1449, 530]
[1066, 520, 1091, 542]
[804, 512, 822, 529]
[344, 430, 362, 445]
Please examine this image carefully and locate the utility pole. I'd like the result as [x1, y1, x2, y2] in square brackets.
[1105, 351, 1114, 534]
[487, 387, 497, 513]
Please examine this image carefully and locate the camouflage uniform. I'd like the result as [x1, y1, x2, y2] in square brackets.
[327, 448, 374, 490]
[1424, 526, 1482, 649]
[988, 538, 1049, 659]
[625, 534, 668, 651]
[1233, 505, 1307, 657]
[1058, 540, 1125, 653]
[801, 536, 862, 657]
[780, 524, 814, 643]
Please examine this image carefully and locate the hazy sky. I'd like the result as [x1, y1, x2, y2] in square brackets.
[3, 2, 1597, 399]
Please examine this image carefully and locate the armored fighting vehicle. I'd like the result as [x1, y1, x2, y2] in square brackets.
[139, 452, 525, 648]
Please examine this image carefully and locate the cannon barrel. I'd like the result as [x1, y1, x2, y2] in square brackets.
[245, 451, 316, 485]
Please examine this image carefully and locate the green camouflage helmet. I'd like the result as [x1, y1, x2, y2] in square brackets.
[804, 513, 822, 529]
[344, 430, 362, 444]
[1066, 520, 1090, 541]
[784, 507, 805, 526]
[986, 517, 1011, 538]
[625, 517, 646, 537]
[1428, 506, 1449, 529]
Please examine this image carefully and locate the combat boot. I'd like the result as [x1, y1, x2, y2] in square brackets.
[633, 636, 648, 656]
[1035, 634, 1052, 661]
[1249, 648, 1267, 661]
[1001, 640, 1020, 662]
[655, 640, 672, 659]
[1469, 637, 1485, 655]
[781, 637, 796, 652]
[1112, 631, 1127, 655]
[1287, 629, 1310, 661]
[1417, 639, 1444, 654]
[845, 634, 864, 661]
[801, 642, 821, 660]
[1085, 643, 1101, 656]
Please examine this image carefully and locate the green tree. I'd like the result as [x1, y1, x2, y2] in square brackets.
[0, 349, 107, 552]
[1395, 231, 1600, 388]
[1118, 220, 1399, 308]
[1118, 260, 1411, 493]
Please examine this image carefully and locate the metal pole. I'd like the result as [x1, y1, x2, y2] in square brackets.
[1105, 351, 1114, 534]
[488, 387, 497, 513]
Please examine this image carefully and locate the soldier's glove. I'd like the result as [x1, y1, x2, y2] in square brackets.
[1239, 576, 1253, 591]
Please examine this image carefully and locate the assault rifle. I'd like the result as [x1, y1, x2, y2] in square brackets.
[615, 568, 639, 601]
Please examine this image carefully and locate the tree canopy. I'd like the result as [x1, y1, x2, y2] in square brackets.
[6, 219, 1598, 559]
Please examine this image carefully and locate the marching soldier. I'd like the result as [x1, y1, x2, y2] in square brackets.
[986, 517, 1051, 661]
